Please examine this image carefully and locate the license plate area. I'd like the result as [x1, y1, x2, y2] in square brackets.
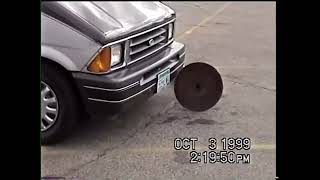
[157, 68, 170, 93]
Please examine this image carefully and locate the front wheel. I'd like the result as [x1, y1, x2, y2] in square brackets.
[41, 62, 79, 144]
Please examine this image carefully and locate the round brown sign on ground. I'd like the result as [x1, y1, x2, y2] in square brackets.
[174, 62, 223, 112]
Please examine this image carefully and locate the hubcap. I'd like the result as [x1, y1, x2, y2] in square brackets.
[41, 81, 59, 131]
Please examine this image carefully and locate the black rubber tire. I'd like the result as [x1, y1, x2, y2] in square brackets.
[41, 62, 78, 145]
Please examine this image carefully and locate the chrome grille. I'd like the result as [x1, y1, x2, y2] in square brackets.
[128, 24, 169, 64]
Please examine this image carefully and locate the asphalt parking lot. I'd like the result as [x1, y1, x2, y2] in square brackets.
[41, 2, 276, 179]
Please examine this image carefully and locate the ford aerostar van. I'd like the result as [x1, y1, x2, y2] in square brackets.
[41, 1, 185, 144]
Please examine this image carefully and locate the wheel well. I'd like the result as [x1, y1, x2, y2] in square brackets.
[41, 57, 87, 115]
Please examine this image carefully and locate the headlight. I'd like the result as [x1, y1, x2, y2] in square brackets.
[168, 23, 174, 39]
[110, 44, 122, 66]
[87, 44, 122, 73]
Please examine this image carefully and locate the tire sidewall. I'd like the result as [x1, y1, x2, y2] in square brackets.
[41, 63, 78, 144]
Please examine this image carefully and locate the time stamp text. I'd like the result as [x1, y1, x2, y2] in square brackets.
[174, 137, 251, 164]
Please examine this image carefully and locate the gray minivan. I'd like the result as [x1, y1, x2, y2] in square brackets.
[41, 2, 185, 144]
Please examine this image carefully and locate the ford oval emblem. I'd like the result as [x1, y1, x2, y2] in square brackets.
[148, 39, 155, 46]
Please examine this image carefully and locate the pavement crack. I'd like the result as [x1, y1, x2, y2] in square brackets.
[144, 100, 177, 127]
[186, 3, 210, 14]
[61, 156, 99, 177]
[60, 102, 175, 178]
[223, 76, 276, 92]
[62, 129, 140, 177]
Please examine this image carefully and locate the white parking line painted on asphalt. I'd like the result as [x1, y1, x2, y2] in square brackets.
[177, 2, 233, 40]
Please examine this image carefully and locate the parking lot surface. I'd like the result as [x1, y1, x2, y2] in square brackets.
[41, 2, 276, 179]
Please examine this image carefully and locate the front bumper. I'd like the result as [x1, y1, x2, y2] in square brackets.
[72, 41, 185, 115]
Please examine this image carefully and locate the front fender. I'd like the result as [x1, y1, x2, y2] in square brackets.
[41, 45, 78, 71]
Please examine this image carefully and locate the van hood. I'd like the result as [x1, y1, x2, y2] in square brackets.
[41, 1, 175, 44]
